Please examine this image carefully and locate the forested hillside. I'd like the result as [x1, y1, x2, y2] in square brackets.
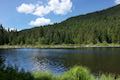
[0, 4, 120, 45]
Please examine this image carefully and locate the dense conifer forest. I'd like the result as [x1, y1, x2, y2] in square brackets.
[0, 4, 120, 45]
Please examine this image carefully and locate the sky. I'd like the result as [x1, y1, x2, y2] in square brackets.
[0, 0, 120, 30]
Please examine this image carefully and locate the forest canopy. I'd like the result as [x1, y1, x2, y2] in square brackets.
[0, 5, 120, 45]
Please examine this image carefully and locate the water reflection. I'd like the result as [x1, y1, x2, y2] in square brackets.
[0, 48, 120, 74]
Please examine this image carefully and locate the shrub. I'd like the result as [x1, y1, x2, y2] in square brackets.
[60, 66, 95, 80]
[32, 71, 53, 80]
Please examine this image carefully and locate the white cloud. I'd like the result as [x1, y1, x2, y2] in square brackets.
[48, 0, 72, 15]
[29, 17, 52, 26]
[17, 0, 72, 16]
[33, 5, 51, 17]
[115, 0, 120, 4]
[17, 0, 72, 26]
[17, 3, 35, 14]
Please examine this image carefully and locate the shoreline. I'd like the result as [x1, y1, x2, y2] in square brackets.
[0, 43, 120, 49]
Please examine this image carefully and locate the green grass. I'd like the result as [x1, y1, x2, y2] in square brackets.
[1, 43, 120, 49]
[59, 66, 95, 80]
[0, 57, 120, 80]
[32, 71, 53, 80]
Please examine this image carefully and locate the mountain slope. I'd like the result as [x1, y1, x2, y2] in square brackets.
[1, 4, 120, 45]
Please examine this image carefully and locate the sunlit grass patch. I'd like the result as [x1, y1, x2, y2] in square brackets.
[60, 66, 95, 80]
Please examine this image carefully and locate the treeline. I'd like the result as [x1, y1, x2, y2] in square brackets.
[0, 24, 18, 45]
[0, 4, 120, 45]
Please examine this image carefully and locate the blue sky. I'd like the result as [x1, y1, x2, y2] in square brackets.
[0, 0, 119, 30]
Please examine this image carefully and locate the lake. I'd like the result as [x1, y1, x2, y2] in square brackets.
[0, 48, 120, 74]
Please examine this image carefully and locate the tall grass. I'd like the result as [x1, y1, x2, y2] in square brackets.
[60, 66, 95, 80]
[0, 57, 120, 80]
[32, 71, 53, 80]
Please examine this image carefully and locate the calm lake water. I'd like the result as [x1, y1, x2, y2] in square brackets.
[0, 48, 120, 74]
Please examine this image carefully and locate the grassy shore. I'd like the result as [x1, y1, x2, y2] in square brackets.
[0, 43, 120, 49]
[0, 65, 120, 80]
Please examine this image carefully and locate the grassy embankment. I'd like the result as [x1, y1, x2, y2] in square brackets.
[1, 66, 120, 80]
[0, 57, 120, 80]
[0, 43, 120, 49]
